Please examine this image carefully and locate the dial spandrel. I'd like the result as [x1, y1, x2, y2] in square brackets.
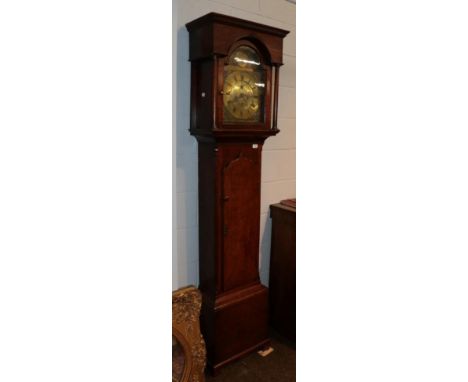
[223, 46, 265, 123]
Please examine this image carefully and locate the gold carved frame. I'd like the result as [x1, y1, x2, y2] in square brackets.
[172, 286, 206, 382]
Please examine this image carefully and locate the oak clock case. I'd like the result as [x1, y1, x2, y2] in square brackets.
[185, 13, 289, 374]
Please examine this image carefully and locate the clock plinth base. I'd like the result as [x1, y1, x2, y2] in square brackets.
[201, 283, 270, 374]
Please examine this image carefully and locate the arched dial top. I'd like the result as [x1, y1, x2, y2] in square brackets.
[223, 45, 266, 123]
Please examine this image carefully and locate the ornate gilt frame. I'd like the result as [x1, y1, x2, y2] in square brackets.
[172, 286, 206, 382]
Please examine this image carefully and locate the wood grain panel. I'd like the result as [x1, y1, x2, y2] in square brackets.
[221, 148, 260, 290]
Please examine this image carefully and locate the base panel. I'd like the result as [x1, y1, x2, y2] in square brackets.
[203, 284, 269, 374]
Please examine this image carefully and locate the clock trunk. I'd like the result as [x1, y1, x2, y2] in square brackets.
[197, 141, 269, 372]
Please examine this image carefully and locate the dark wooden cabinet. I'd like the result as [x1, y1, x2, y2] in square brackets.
[185, 13, 289, 373]
[269, 202, 296, 343]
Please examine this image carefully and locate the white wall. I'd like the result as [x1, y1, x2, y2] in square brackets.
[173, 0, 296, 290]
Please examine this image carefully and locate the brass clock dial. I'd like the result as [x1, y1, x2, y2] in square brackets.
[223, 45, 265, 123]
[223, 71, 260, 121]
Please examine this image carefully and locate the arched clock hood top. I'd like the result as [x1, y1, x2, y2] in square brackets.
[185, 12, 289, 65]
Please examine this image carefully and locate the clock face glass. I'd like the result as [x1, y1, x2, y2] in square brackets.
[223, 46, 265, 123]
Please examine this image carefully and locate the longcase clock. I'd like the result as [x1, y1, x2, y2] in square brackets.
[185, 13, 289, 373]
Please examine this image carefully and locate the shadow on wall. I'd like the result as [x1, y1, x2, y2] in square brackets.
[175, 25, 199, 288]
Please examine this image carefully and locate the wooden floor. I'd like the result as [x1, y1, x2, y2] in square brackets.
[205, 331, 295, 382]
